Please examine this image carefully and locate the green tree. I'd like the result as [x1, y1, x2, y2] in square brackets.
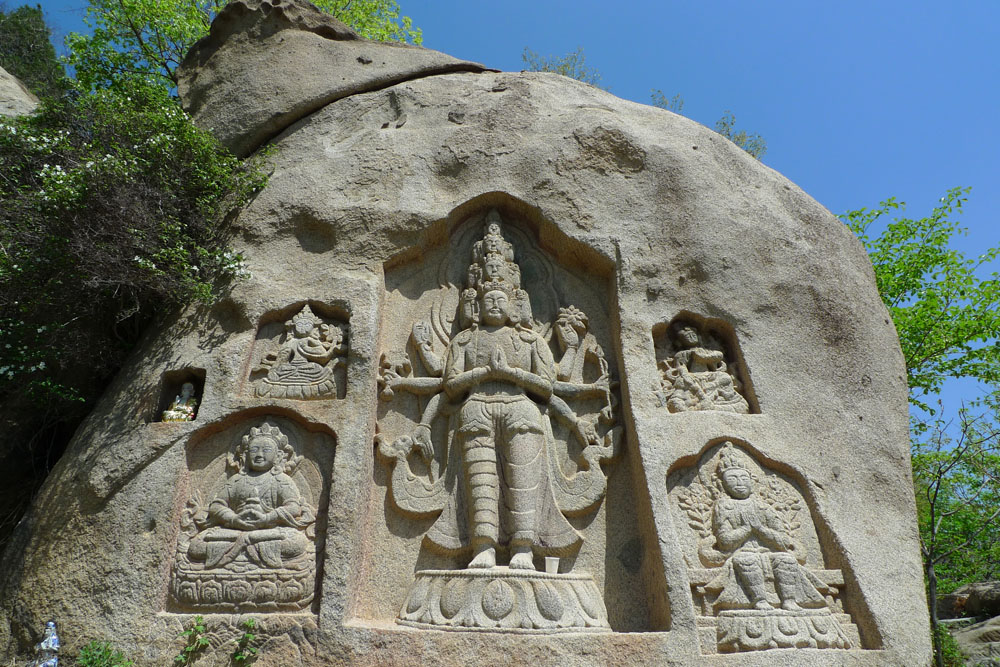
[911, 402, 1000, 667]
[0, 4, 68, 99]
[67, 0, 421, 89]
[713, 110, 766, 160]
[844, 188, 1000, 419]
[845, 191, 1000, 666]
[521, 47, 603, 88]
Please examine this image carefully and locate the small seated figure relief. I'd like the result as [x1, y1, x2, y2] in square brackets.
[657, 319, 750, 414]
[162, 382, 199, 422]
[253, 304, 346, 399]
[172, 421, 317, 611]
[707, 445, 826, 613]
[673, 441, 857, 652]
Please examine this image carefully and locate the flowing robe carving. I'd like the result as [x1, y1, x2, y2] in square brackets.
[425, 325, 581, 555]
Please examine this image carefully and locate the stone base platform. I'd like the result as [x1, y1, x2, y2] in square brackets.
[171, 564, 314, 612]
[697, 609, 859, 653]
[397, 567, 611, 633]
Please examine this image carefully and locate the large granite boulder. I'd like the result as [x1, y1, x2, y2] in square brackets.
[966, 581, 1000, 619]
[0, 65, 38, 117]
[0, 0, 931, 664]
[952, 615, 1000, 664]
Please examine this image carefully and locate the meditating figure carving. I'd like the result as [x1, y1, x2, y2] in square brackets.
[162, 382, 198, 422]
[659, 320, 749, 413]
[706, 443, 826, 613]
[172, 421, 317, 611]
[254, 305, 345, 399]
[673, 441, 855, 652]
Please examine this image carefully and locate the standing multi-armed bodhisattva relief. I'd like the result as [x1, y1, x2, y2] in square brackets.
[171, 420, 320, 612]
[377, 211, 621, 632]
[669, 441, 860, 653]
[251, 304, 347, 399]
[654, 316, 755, 414]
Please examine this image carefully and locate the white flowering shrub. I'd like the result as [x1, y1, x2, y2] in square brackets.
[0, 75, 266, 433]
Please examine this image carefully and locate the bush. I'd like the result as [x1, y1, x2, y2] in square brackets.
[0, 75, 267, 546]
[76, 640, 134, 667]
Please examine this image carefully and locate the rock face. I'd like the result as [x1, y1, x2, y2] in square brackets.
[952, 615, 1000, 664]
[0, 0, 931, 664]
[965, 581, 1000, 619]
[0, 66, 38, 117]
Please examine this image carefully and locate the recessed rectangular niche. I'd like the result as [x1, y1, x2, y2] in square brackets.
[247, 301, 349, 400]
[652, 313, 759, 414]
[157, 368, 205, 422]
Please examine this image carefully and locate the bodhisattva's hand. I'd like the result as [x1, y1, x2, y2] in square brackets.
[413, 425, 434, 461]
[412, 322, 433, 349]
[237, 508, 265, 529]
[489, 347, 512, 379]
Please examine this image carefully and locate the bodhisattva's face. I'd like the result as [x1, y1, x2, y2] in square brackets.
[481, 290, 510, 327]
[676, 325, 700, 348]
[294, 319, 314, 337]
[721, 468, 753, 499]
[181, 382, 195, 398]
[483, 256, 505, 280]
[247, 438, 278, 472]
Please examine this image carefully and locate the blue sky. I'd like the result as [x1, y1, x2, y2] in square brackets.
[37, 0, 1000, 412]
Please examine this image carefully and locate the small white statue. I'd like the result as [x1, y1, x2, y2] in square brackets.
[162, 382, 198, 422]
[33, 620, 58, 667]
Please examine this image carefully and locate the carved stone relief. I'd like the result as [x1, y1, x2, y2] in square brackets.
[376, 210, 621, 632]
[249, 304, 348, 399]
[653, 315, 756, 414]
[170, 418, 332, 612]
[668, 440, 860, 653]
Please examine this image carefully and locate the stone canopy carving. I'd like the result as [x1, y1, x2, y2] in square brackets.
[171, 421, 318, 611]
[251, 304, 347, 399]
[670, 441, 859, 653]
[376, 210, 620, 632]
[655, 317, 753, 414]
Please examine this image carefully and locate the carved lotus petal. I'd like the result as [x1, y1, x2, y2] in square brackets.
[481, 579, 514, 621]
[201, 581, 222, 604]
[224, 580, 252, 603]
[572, 582, 604, 620]
[253, 580, 278, 603]
[406, 577, 430, 614]
[440, 578, 467, 619]
[533, 581, 564, 621]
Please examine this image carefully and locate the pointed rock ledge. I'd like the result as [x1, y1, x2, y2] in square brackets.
[0, 65, 39, 117]
[177, 0, 490, 157]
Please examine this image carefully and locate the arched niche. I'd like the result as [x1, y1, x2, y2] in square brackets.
[165, 408, 336, 614]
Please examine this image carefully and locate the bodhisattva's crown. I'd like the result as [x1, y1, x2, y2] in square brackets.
[467, 210, 521, 298]
[290, 304, 320, 329]
[716, 441, 750, 474]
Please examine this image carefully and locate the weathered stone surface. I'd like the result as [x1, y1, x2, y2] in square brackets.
[952, 615, 1000, 664]
[176, 0, 489, 157]
[0, 66, 38, 117]
[0, 0, 931, 664]
[966, 581, 1000, 618]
